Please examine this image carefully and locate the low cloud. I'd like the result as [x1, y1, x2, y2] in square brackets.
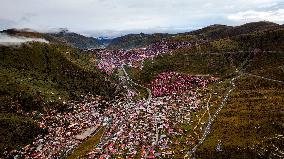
[228, 9, 284, 23]
[0, 33, 48, 46]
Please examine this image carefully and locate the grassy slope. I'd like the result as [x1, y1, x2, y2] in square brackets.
[127, 50, 249, 86]
[49, 31, 102, 49]
[107, 33, 172, 50]
[67, 128, 105, 159]
[189, 51, 284, 158]
[0, 43, 116, 155]
[0, 113, 41, 155]
[196, 75, 284, 158]
[188, 21, 280, 40]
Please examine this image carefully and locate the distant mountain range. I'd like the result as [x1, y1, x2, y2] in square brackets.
[107, 21, 283, 50]
[0, 29, 109, 49]
[1, 21, 282, 50]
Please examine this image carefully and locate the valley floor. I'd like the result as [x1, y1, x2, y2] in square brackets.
[2, 22, 284, 159]
[7, 52, 284, 159]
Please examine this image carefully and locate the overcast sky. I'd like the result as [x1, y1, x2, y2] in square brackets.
[0, 0, 283, 37]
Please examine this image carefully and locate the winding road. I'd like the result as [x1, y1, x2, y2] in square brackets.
[121, 65, 152, 104]
[121, 65, 159, 158]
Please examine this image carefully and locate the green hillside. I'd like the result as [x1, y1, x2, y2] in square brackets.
[187, 21, 281, 40]
[0, 42, 117, 155]
[107, 33, 171, 50]
[195, 51, 284, 158]
[49, 30, 103, 49]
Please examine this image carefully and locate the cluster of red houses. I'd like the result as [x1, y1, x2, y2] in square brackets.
[151, 72, 217, 97]
[96, 40, 193, 74]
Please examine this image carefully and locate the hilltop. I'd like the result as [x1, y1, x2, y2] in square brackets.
[186, 21, 280, 39]
[106, 33, 172, 50]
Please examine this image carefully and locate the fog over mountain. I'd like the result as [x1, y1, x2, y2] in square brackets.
[0, 33, 48, 46]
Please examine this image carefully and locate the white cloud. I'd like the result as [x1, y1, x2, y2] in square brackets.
[0, 0, 283, 37]
[228, 9, 284, 23]
[258, 2, 278, 8]
[0, 33, 48, 46]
